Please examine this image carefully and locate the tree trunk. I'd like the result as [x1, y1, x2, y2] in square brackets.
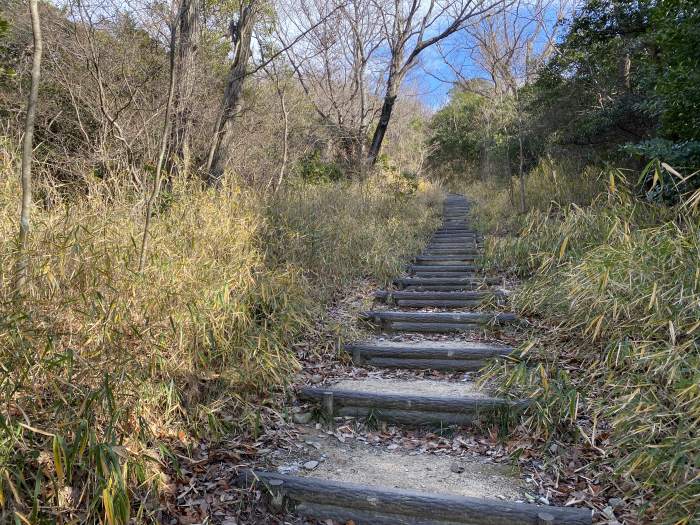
[367, 62, 401, 166]
[16, 0, 43, 292]
[139, 2, 179, 272]
[516, 90, 526, 213]
[208, 3, 255, 184]
[504, 127, 515, 206]
[276, 90, 289, 191]
[169, 0, 200, 176]
[517, 118, 526, 213]
[621, 52, 631, 91]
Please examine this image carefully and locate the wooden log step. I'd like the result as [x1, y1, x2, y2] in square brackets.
[434, 233, 478, 237]
[432, 233, 479, 238]
[430, 237, 478, 243]
[411, 272, 478, 279]
[426, 244, 480, 250]
[299, 379, 525, 422]
[429, 239, 480, 244]
[433, 235, 479, 239]
[426, 246, 480, 251]
[396, 278, 500, 291]
[423, 249, 482, 255]
[359, 356, 486, 369]
[241, 472, 592, 525]
[423, 249, 480, 255]
[346, 341, 512, 369]
[415, 255, 479, 262]
[408, 273, 480, 279]
[430, 236, 480, 241]
[389, 300, 483, 308]
[417, 253, 480, 258]
[412, 262, 479, 268]
[384, 322, 483, 332]
[426, 244, 479, 249]
[361, 311, 517, 325]
[375, 290, 492, 300]
[408, 264, 477, 271]
[427, 242, 480, 246]
[346, 341, 513, 360]
[414, 255, 481, 264]
[404, 285, 483, 291]
[427, 245, 480, 250]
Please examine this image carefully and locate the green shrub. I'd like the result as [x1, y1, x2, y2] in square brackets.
[294, 151, 344, 183]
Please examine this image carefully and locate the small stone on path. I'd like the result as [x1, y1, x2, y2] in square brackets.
[303, 460, 319, 470]
[450, 462, 465, 474]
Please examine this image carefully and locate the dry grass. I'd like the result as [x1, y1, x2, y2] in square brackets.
[469, 164, 699, 524]
[458, 158, 603, 234]
[0, 140, 442, 523]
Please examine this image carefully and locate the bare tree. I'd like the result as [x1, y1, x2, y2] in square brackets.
[169, 0, 200, 175]
[279, 0, 384, 170]
[58, 0, 171, 187]
[366, 0, 504, 165]
[256, 44, 294, 191]
[16, 0, 43, 292]
[466, 0, 570, 211]
[139, 0, 181, 271]
[206, 0, 257, 184]
[206, 0, 346, 183]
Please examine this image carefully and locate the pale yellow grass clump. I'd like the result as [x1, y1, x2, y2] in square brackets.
[0, 147, 442, 523]
[468, 162, 699, 524]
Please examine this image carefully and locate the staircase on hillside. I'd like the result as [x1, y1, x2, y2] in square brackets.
[242, 194, 592, 525]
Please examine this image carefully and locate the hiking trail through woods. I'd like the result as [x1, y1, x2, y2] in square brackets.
[245, 194, 593, 525]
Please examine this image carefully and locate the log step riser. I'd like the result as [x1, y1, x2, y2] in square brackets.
[397, 278, 501, 283]
[356, 357, 487, 370]
[295, 502, 468, 525]
[300, 388, 524, 414]
[412, 272, 480, 278]
[378, 322, 484, 332]
[408, 265, 477, 272]
[393, 300, 484, 307]
[362, 312, 516, 323]
[374, 290, 492, 301]
[404, 285, 486, 291]
[415, 254, 479, 264]
[241, 473, 592, 525]
[345, 344, 513, 360]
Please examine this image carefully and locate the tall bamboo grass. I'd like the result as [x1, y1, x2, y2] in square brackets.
[0, 141, 442, 523]
[468, 164, 699, 524]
